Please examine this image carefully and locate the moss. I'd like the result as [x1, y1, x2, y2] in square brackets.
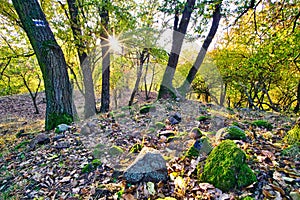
[139, 104, 156, 114]
[82, 163, 93, 173]
[241, 197, 254, 200]
[252, 120, 273, 131]
[284, 125, 300, 145]
[217, 126, 246, 140]
[156, 198, 177, 200]
[46, 113, 73, 131]
[185, 145, 199, 158]
[189, 127, 203, 139]
[199, 140, 256, 192]
[155, 122, 166, 129]
[281, 142, 300, 159]
[108, 145, 124, 156]
[91, 159, 102, 167]
[196, 116, 211, 121]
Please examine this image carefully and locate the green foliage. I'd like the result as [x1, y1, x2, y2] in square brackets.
[252, 120, 273, 131]
[199, 140, 256, 192]
[129, 143, 143, 153]
[284, 125, 300, 145]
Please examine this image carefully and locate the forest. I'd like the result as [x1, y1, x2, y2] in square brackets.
[0, 0, 299, 199]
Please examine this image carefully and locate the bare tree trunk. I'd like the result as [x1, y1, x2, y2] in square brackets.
[158, 0, 196, 99]
[99, 0, 110, 113]
[129, 49, 148, 106]
[67, 0, 96, 119]
[177, 3, 221, 97]
[12, 0, 73, 130]
[294, 81, 300, 113]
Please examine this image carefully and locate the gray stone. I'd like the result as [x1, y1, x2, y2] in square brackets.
[29, 133, 50, 150]
[57, 124, 71, 133]
[123, 147, 168, 183]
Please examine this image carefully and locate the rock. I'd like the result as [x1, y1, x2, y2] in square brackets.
[53, 134, 65, 141]
[80, 121, 101, 135]
[55, 141, 70, 149]
[290, 191, 300, 200]
[284, 124, 300, 145]
[123, 147, 168, 183]
[251, 120, 273, 131]
[29, 133, 50, 150]
[140, 104, 156, 114]
[173, 112, 182, 122]
[185, 137, 212, 158]
[199, 140, 256, 192]
[56, 124, 71, 133]
[216, 126, 246, 141]
[168, 117, 179, 125]
[189, 127, 203, 139]
[158, 130, 176, 138]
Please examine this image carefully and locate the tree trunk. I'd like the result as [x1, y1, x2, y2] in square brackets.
[67, 0, 96, 119]
[158, 0, 196, 99]
[129, 49, 148, 106]
[99, 0, 110, 113]
[12, 0, 73, 130]
[294, 81, 300, 113]
[177, 2, 221, 97]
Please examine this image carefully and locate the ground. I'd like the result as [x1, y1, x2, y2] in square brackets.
[0, 92, 299, 199]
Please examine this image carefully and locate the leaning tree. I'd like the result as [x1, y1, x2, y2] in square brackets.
[12, 0, 74, 130]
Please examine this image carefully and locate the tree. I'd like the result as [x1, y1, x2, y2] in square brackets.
[12, 0, 74, 130]
[99, 0, 110, 113]
[67, 0, 96, 118]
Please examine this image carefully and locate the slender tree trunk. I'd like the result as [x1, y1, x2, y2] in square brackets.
[158, 0, 196, 99]
[67, 0, 96, 119]
[294, 81, 300, 113]
[12, 0, 73, 130]
[129, 49, 148, 106]
[99, 0, 110, 113]
[178, 2, 222, 97]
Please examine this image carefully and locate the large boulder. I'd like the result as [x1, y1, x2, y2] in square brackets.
[198, 140, 256, 192]
[123, 147, 168, 183]
[216, 126, 246, 141]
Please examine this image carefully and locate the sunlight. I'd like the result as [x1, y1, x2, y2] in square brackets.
[108, 35, 123, 54]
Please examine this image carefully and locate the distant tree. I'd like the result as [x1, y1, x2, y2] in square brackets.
[12, 0, 74, 130]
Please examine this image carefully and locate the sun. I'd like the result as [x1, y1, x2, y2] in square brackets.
[108, 35, 123, 54]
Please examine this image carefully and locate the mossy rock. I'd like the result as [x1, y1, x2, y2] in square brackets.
[155, 122, 166, 129]
[184, 137, 212, 158]
[281, 142, 300, 160]
[108, 146, 124, 156]
[241, 197, 254, 200]
[196, 116, 211, 121]
[252, 120, 273, 131]
[216, 126, 246, 141]
[284, 125, 300, 145]
[189, 127, 203, 139]
[199, 140, 256, 192]
[139, 104, 156, 114]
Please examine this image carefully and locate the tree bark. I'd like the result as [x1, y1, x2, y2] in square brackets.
[294, 81, 300, 113]
[99, 0, 110, 113]
[158, 0, 196, 99]
[129, 49, 148, 106]
[67, 0, 96, 119]
[12, 0, 73, 130]
[177, 2, 222, 97]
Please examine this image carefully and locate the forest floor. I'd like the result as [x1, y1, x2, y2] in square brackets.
[0, 92, 299, 200]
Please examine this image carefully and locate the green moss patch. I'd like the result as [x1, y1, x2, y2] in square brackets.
[216, 126, 246, 140]
[252, 120, 273, 131]
[196, 116, 211, 121]
[139, 104, 156, 114]
[281, 143, 300, 160]
[199, 140, 256, 192]
[129, 143, 143, 153]
[284, 125, 300, 145]
[46, 113, 73, 131]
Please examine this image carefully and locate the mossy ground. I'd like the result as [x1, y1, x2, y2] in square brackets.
[284, 125, 300, 144]
[199, 140, 256, 192]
